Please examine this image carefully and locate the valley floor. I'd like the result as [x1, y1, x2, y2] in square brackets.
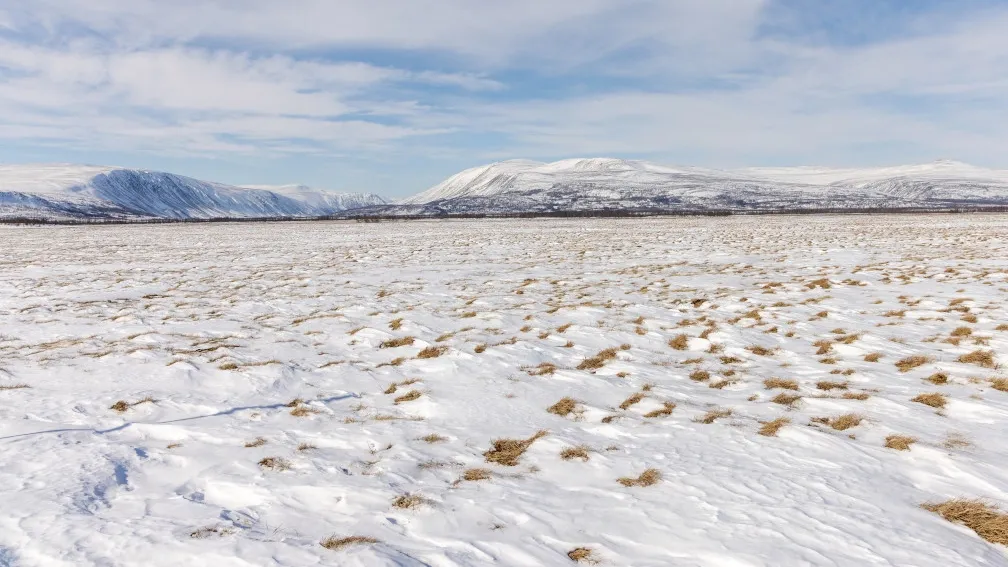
[1, 215, 1008, 566]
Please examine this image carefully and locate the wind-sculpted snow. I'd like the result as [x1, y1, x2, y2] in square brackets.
[2, 216, 1008, 565]
[0, 164, 386, 221]
[397, 158, 1008, 213]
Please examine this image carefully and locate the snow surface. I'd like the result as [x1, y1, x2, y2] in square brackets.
[2, 215, 1008, 566]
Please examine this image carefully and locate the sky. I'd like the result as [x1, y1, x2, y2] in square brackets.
[0, 0, 1007, 197]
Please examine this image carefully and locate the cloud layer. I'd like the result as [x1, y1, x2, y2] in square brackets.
[0, 0, 1005, 194]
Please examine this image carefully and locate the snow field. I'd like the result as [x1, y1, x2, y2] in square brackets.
[1, 215, 1008, 566]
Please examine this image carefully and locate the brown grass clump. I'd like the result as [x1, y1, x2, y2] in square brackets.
[764, 377, 799, 390]
[320, 535, 380, 550]
[110, 400, 130, 413]
[643, 401, 676, 418]
[258, 456, 291, 471]
[619, 392, 645, 410]
[912, 392, 948, 409]
[758, 417, 790, 437]
[694, 408, 732, 424]
[992, 378, 1008, 392]
[416, 345, 447, 359]
[297, 442, 317, 452]
[668, 334, 690, 351]
[394, 390, 423, 404]
[746, 345, 776, 356]
[926, 372, 950, 385]
[806, 278, 831, 289]
[921, 499, 1008, 546]
[810, 409, 866, 427]
[560, 445, 591, 461]
[547, 397, 579, 417]
[388, 318, 404, 331]
[380, 336, 415, 349]
[483, 430, 548, 466]
[461, 311, 477, 318]
[689, 369, 711, 382]
[997, 324, 1008, 331]
[290, 405, 321, 417]
[864, 352, 882, 362]
[617, 468, 662, 487]
[577, 348, 619, 371]
[244, 437, 267, 448]
[526, 362, 558, 376]
[419, 433, 447, 443]
[568, 547, 600, 564]
[813, 340, 834, 355]
[951, 326, 973, 337]
[841, 392, 871, 401]
[884, 435, 917, 451]
[958, 350, 996, 369]
[218, 361, 239, 370]
[462, 468, 493, 481]
[816, 381, 849, 391]
[772, 393, 802, 407]
[0, 383, 30, 391]
[392, 494, 428, 510]
[896, 355, 933, 372]
[474, 343, 487, 353]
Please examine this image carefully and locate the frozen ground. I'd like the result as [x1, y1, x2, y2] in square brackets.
[1, 215, 1007, 566]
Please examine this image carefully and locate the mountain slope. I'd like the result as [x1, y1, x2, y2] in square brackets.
[0, 165, 386, 221]
[395, 158, 1008, 214]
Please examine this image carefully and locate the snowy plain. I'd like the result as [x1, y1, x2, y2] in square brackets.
[1, 215, 1008, 566]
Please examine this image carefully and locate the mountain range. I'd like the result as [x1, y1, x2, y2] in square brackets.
[2, 159, 1008, 221]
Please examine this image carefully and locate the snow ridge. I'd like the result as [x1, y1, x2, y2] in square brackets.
[0, 165, 386, 221]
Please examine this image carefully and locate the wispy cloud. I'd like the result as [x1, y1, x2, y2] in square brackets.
[0, 0, 1005, 194]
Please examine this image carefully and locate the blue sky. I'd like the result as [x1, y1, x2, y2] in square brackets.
[0, 0, 1006, 197]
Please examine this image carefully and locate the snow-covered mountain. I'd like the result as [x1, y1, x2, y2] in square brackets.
[0, 165, 386, 221]
[394, 158, 1008, 214]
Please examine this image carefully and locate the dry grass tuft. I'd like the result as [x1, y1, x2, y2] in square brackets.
[694, 407, 732, 424]
[0, 383, 30, 391]
[394, 390, 423, 404]
[884, 435, 917, 451]
[617, 468, 662, 487]
[841, 392, 871, 401]
[392, 494, 429, 510]
[619, 392, 645, 410]
[388, 318, 404, 331]
[764, 377, 799, 390]
[547, 397, 579, 417]
[416, 345, 448, 359]
[912, 392, 948, 409]
[462, 467, 493, 481]
[926, 372, 950, 385]
[244, 437, 267, 448]
[746, 345, 776, 356]
[291, 405, 321, 417]
[758, 417, 791, 437]
[896, 355, 933, 372]
[560, 445, 591, 461]
[567, 547, 600, 564]
[527, 362, 558, 376]
[992, 378, 1008, 392]
[320, 535, 380, 550]
[577, 348, 619, 371]
[951, 326, 973, 337]
[110, 400, 130, 413]
[689, 369, 711, 382]
[771, 393, 802, 407]
[814, 413, 863, 431]
[668, 334, 690, 350]
[958, 350, 996, 368]
[258, 456, 292, 471]
[921, 499, 1008, 546]
[484, 430, 548, 466]
[816, 380, 849, 391]
[474, 343, 487, 353]
[813, 340, 833, 355]
[380, 336, 415, 349]
[644, 401, 676, 418]
[419, 433, 448, 443]
[864, 352, 883, 362]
